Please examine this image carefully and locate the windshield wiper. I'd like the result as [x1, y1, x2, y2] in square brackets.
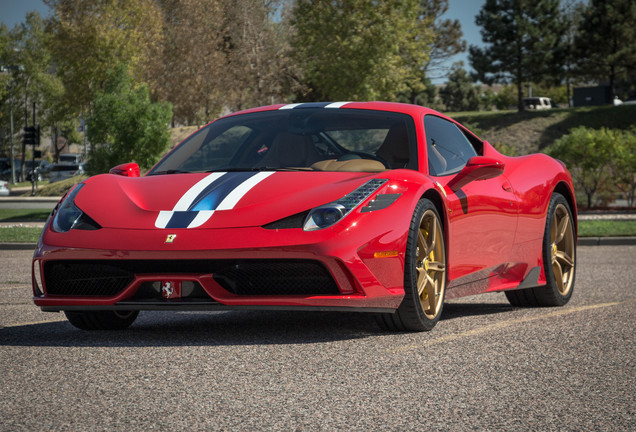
[208, 167, 311, 172]
[148, 169, 190, 176]
[208, 167, 269, 172]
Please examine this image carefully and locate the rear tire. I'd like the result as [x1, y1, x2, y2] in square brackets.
[505, 192, 575, 307]
[377, 199, 447, 331]
[64, 310, 139, 330]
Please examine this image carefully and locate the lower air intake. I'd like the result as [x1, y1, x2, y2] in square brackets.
[43, 259, 339, 297]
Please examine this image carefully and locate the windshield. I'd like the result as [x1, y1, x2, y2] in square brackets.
[150, 108, 417, 175]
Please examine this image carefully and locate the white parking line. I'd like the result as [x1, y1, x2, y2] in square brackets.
[389, 299, 634, 353]
[1, 318, 66, 329]
[0, 285, 29, 291]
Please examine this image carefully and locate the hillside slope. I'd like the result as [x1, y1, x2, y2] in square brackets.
[452, 104, 636, 155]
[170, 105, 636, 156]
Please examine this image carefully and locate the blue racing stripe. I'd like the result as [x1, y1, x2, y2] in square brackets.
[189, 171, 257, 211]
[166, 211, 199, 229]
[292, 102, 332, 109]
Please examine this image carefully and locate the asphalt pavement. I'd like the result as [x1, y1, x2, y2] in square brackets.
[1, 246, 634, 431]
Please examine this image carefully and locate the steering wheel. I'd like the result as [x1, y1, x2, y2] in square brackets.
[337, 152, 391, 169]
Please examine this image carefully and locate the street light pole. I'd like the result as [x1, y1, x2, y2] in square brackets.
[1, 65, 22, 185]
[9, 78, 16, 184]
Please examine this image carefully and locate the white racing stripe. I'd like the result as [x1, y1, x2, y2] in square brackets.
[186, 210, 216, 229]
[173, 172, 225, 211]
[216, 171, 274, 211]
[155, 172, 225, 229]
[325, 102, 350, 108]
[279, 103, 303, 110]
[155, 211, 174, 229]
[155, 171, 275, 229]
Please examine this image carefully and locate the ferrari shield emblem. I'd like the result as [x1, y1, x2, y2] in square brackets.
[165, 234, 177, 243]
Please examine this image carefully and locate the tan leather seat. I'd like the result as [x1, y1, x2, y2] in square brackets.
[311, 159, 385, 172]
[257, 132, 321, 168]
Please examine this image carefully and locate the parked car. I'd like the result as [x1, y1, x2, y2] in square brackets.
[0, 158, 21, 180]
[0, 179, 9, 196]
[32, 102, 577, 332]
[48, 163, 86, 183]
[59, 153, 82, 164]
[0, 158, 9, 180]
[25, 160, 53, 182]
[622, 96, 636, 105]
[523, 97, 553, 110]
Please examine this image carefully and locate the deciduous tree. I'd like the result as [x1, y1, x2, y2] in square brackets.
[223, 1, 299, 109]
[291, 0, 435, 101]
[1, 12, 62, 179]
[150, 0, 295, 124]
[420, 0, 466, 81]
[87, 65, 172, 174]
[44, 0, 164, 115]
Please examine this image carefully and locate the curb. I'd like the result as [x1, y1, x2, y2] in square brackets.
[576, 237, 636, 246]
[0, 243, 37, 250]
[2, 237, 636, 251]
[0, 196, 60, 203]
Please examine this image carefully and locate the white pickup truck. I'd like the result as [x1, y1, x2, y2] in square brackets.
[523, 97, 554, 110]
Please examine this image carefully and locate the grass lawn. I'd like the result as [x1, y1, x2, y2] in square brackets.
[0, 216, 633, 243]
[577, 219, 636, 238]
[0, 227, 43, 243]
[0, 209, 52, 222]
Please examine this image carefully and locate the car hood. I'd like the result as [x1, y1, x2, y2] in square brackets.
[75, 171, 383, 230]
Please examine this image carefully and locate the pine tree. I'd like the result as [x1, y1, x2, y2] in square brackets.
[469, 0, 566, 111]
[573, 0, 636, 99]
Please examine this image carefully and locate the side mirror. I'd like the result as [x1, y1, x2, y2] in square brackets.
[447, 156, 504, 192]
[109, 162, 140, 177]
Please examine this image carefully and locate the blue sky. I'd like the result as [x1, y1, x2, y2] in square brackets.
[441, 0, 486, 69]
[0, 0, 50, 27]
[0, 0, 486, 83]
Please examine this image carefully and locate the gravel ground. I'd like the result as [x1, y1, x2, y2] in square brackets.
[0, 246, 634, 431]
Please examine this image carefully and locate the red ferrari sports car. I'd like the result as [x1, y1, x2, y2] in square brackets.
[32, 102, 577, 331]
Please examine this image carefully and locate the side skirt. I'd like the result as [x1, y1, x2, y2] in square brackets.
[515, 266, 542, 290]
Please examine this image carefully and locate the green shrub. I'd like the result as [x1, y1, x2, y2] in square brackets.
[545, 127, 635, 208]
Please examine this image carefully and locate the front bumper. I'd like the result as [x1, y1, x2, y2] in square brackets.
[32, 220, 408, 313]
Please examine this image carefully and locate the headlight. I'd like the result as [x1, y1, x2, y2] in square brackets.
[303, 179, 387, 231]
[52, 184, 101, 232]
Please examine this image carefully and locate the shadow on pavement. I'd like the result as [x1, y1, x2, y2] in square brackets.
[442, 302, 514, 320]
[0, 302, 515, 348]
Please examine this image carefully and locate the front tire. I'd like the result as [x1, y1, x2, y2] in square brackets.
[377, 199, 447, 331]
[64, 310, 139, 330]
[505, 193, 576, 307]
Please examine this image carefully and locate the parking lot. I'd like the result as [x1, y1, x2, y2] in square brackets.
[1, 246, 634, 431]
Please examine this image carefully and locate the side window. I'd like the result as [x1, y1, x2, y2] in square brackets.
[424, 115, 478, 176]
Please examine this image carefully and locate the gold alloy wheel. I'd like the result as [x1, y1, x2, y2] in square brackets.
[415, 209, 446, 319]
[550, 203, 575, 296]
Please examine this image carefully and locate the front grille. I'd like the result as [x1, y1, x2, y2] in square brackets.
[213, 261, 338, 296]
[43, 259, 339, 297]
[44, 262, 134, 296]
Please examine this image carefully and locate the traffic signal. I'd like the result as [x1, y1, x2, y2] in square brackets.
[22, 125, 41, 146]
[23, 126, 36, 145]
